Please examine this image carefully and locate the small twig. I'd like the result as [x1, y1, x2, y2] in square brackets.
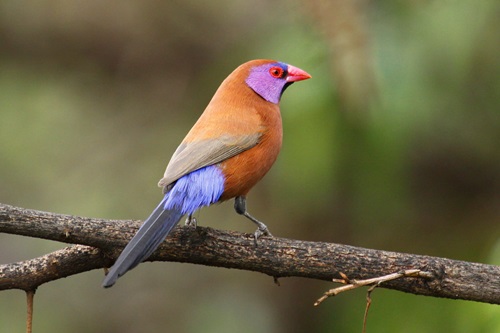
[315, 270, 433, 332]
[362, 285, 377, 333]
[314, 269, 431, 306]
[26, 289, 36, 333]
[273, 276, 281, 286]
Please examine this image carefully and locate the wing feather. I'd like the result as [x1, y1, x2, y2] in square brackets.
[157, 133, 260, 189]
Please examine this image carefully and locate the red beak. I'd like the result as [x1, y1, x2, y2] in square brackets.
[286, 65, 312, 82]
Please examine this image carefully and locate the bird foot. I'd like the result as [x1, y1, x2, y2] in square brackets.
[253, 224, 273, 244]
[185, 215, 197, 228]
[234, 196, 273, 244]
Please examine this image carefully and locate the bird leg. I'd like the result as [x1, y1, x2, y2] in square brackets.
[234, 196, 273, 241]
[185, 214, 197, 228]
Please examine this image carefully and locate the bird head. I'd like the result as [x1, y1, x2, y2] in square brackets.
[245, 60, 311, 104]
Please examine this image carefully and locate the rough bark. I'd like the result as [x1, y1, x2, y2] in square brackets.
[1, 203, 499, 304]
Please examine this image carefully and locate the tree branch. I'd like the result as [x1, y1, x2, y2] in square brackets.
[1, 203, 499, 304]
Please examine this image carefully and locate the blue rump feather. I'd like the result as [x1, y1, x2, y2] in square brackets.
[164, 165, 225, 214]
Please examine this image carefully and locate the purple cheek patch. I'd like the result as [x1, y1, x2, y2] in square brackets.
[163, 165, 225, 215]
[245, 62, 288, 104]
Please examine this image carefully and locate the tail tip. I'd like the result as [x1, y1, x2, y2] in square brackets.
[102, 275, 117, 288]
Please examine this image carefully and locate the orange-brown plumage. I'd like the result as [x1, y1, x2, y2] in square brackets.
[218, 100, 282, 200]
[176, 60, 284, 200]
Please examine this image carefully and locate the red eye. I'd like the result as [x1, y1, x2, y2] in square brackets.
[269, 66, 284, 78]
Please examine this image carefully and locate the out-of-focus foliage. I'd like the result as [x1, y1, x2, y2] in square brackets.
[1, 1, 498, 332]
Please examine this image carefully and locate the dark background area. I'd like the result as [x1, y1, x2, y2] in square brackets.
[1, 1, 499, 332]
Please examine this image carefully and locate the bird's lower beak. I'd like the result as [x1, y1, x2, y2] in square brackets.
[286, 65, 312, 82]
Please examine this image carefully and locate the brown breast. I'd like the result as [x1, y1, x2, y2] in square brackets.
[218, 101, 283, 201]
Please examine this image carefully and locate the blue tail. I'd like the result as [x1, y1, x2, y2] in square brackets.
[102, 198, 183, 288]
[102, 165, 225, 288]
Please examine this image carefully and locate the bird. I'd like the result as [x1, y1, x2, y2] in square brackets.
[102, 59, 311, 288]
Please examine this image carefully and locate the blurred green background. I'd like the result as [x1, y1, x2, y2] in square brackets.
[1, 1, 499, 332]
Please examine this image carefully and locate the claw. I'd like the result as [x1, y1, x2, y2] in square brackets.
[253, 223, 273, 244]
[185, 215, 197, 228]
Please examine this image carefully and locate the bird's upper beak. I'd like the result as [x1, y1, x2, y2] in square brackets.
[286, 65, 312, 82]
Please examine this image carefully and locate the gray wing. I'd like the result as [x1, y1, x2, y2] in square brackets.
[158, 133, 261, 189]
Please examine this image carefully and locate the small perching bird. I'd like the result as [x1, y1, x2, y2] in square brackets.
[102, 59, 311, 287]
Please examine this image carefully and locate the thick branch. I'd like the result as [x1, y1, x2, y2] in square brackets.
[0, 245, 104, 291]
[1, 203, 499, 304]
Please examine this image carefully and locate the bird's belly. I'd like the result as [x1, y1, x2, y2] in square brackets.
[218, 138, 281, 201]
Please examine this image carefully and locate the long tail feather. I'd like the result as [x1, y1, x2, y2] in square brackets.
[102, 199, 183, 288]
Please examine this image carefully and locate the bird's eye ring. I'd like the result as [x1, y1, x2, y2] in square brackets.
[269, 66, 284, 78]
